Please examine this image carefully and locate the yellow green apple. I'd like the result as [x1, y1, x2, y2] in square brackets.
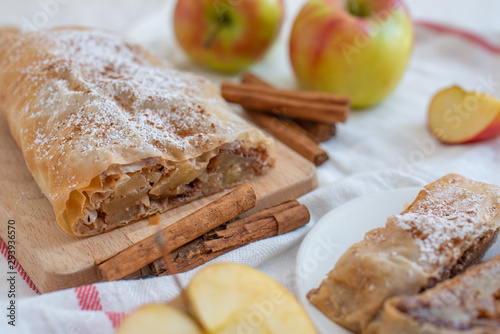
[289, 0, 413, 108]
[174, 0, 284, 73]
[428, 86, 500, 144]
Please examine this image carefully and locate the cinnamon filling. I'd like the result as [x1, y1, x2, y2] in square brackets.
[395, 238, 500, 331]
[396, 290, 500, 330]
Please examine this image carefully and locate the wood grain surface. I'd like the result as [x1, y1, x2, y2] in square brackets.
[0, 117, 317, 293]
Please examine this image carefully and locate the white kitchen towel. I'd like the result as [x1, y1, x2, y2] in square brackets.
[7, 167, 499, 334]
[4, 169, 427, 334]
[1, 0, 500, 333]
[2, 168, 499, 334]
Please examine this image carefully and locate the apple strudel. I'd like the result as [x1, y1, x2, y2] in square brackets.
[307, 174, 500, 333]
[0, 27, 275, 236]
[381, 254, 500, 334]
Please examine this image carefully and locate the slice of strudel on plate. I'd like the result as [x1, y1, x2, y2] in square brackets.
[0, 27, 275, 236]
[381, 254, 500, 334]
[307, 174, 500, 334]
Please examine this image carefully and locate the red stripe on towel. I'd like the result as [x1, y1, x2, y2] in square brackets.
[416, 20, 500, 54]
[0, 237, 40, 294]
[105, 311, 127, 328]
[75, 284, 103, 311]
[74, 284, 126, 328]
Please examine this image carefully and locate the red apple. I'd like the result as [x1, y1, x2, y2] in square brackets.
[174, 0, 284, 73]
[428, 86, 500, 144]
[289, 0, 413, 108]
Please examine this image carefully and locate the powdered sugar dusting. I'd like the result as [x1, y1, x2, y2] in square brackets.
[406, 184, 490, 218]
[4, 28, 248, 170]
[391, 213, 482, 269]
[389, 176, 500, 272]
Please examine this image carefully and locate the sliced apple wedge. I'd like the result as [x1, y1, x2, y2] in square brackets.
[186, 263, 317, 334]
[116, 304, 202, 334]
[428, 86, 500, 144]
[116, 263, 317, 334]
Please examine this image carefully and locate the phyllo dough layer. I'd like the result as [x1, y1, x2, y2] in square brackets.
[382, 255, 500, 334]
[307, 174, 500, 334]
[0, 27, 275, 236]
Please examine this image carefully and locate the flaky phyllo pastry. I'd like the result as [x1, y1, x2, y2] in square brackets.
[307, 174, 500, 334]
[381, 254, 500, 333]
[0, 27, 275, 236]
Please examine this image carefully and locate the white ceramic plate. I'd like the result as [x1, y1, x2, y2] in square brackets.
[295, 187, 500, 334]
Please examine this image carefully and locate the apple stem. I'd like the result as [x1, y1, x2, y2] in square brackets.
[203, 13, 229, 49]
[347, 0, 370, 17]
[348, 0, 360, 16]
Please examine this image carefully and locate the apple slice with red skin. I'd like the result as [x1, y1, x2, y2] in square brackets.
[428, 86, 500, 144]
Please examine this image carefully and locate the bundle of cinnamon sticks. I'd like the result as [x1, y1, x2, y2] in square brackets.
[97, 184, 310, 281]
[221, 73, 350, 166]
[151, 198, 308, 276]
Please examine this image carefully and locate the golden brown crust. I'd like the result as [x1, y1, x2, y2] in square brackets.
[307, 174, 500, 333]
[381, 255, 500, 334]
[0, 27, 275, 236]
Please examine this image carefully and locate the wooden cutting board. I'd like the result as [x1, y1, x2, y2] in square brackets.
[0, 117, 317, 293]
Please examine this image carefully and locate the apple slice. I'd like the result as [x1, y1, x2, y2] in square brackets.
[116, 304, 202, 334]
[186, 263, 317, 334]
[428, 86, 500, 144]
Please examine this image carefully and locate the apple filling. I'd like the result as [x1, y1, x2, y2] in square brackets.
[64, 141, 272, 236]
[392, 269, 500, 330]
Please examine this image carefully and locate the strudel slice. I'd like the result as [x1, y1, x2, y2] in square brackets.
[0, 27, 275, 236]
[382, 255, 500, 334]
[307, 174, 500, 334]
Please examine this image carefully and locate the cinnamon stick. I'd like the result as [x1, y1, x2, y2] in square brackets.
[241, 73, 337, 143]
[150, 200, 310, 276]
[233, 76, 349, 105]
[151, 200, 301, 275]
[239, 73, 328, 165]
[221, 81, 349, 124]
[295, 120, 336, 143]
[97, 183, 257, 281]
[246, 110, 328, 166]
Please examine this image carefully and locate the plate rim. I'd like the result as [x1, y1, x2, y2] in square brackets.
[295, 186, 422, 333]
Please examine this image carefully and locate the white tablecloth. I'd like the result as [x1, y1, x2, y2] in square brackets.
[1, 0, 500, 333]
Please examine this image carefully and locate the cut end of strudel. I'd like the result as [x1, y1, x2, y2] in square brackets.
[307, 174, 500, 334]
[0, 27, 275, 236]
[381, 254, 500, 334]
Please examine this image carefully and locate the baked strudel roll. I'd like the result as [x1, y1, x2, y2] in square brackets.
[0, 27, 275, 236]
[381, 254, 500, 334]
[307, 174, 500, 334]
